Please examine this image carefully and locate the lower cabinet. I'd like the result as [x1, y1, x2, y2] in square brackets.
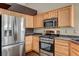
[32, 36, 39, 53]
[55, 38, 70, 56]
[25, 36, 39, 53]
[25, 36, 33, 53]
[70, 41, 79, 56]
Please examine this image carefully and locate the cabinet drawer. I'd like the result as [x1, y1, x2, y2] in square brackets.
[70, 42, 79, 51]
[55, 45, 69, 55]
[55, 39, 69, 46]
[70, 48, 79, 56]
[70, 42, 79, 56]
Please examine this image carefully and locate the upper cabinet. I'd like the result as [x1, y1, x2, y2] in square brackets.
[49, 10, 58, 18]
[43, 12, 50, 20]
[25, 15, 34, 28]
[58, 5, 74, 27]
[33, 14, 44, 28]
[43, 10, 58, 19]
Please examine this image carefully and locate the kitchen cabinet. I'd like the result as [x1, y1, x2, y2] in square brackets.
[0, 8, 25, 17]
[55, 38, 70, 56]
[43, 12, 50, 20]
[58, 5, 74, 27]
[25, 35, 39, 53]
[32, 36, 39, 53]
[43, 10, 58, 20]
[33, 14, 44, 28]
[25, 36, 33, 53]
[25, 15, 34, 28]
[49, 10, 58, 18]
[70, 41, 79, 56]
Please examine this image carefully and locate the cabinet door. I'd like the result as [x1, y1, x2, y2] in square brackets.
[70, 42, 79, 56]
[55, 39, 69, 56]
[49, 10, 58, 18]
[33, 14, 44, 28]
[32, 36, 39, 53]
[58, 5, 74, 27]
[43, 12, 50, 20]
[25, 15, 33, 28]
[25, 36, 33, 53]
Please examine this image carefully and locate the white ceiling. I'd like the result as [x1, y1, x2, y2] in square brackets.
[19, 3, 73, 14]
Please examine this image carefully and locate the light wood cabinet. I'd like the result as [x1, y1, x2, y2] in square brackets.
[58, 5, 74, 27]
[43, 10, 58, 19]
[49, 10, 58, 18]
[55, 38, 70, 56]
[25, 15, 34, 28]
[43, 12, 50, 20]
[25, 36, 39, 53]
[33, 14, 44, 28]
[32, 36, 39, 53]
[0, 8, 25, 17]
[70, 41, 79, 56]
[25, 36, 33, 53]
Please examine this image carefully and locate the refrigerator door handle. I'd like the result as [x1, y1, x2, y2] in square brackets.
[13, 18, 17, 41]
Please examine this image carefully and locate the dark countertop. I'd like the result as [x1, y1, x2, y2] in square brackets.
[55, 35, 79, 44]
[59, 35, 79, 39]
[25, 33, 42, 36]
[25, 33, 79, 44]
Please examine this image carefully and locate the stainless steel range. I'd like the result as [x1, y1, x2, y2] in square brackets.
[39, 30, 60, 56]
[40, 35, 54, 56]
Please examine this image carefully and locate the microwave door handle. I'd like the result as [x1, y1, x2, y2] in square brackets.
[52, 21, 54, 27]
[53, 20, 56, 27]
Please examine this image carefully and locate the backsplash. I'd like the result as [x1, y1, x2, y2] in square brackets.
[59, 27, 79, 36]
[34, 28, 45, 34]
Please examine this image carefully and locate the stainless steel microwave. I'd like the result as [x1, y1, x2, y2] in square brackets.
[43, 18, 58, 28]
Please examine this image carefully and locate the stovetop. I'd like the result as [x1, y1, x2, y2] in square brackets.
[40, 34, 59, 39]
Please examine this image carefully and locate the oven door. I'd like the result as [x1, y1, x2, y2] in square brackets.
[40, 42, 54, 53]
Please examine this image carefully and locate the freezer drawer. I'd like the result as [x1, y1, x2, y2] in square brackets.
[2, 44, 20, 56]
[8, 44, 20, 56]
[2, 47, 9, 56]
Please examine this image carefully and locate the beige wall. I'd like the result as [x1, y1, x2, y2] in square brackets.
[34, 4, 79, 36]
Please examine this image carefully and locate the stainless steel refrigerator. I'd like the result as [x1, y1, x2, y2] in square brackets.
[1, 14, 25, 56]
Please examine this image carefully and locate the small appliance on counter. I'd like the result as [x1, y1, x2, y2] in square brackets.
[39, 30, 60, 56]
